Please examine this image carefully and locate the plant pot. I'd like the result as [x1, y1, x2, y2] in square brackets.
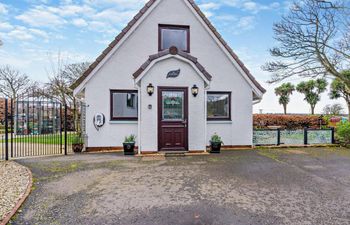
[72, 143, 84, 153]
[210, 142, 221, 153]
[123, 142, 135, 155]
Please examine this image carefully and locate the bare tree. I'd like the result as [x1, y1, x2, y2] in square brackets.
[0, 65, 33, 101]
[323, 103, 344, 115]
[263, 0, 350, 86]
[37, 53, 90, 131]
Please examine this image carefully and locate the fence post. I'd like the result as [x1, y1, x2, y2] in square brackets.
[331, 127, 335, 144]
[304, 127, 308, 145]
[10, 99, 13, 157]
[5, 99, 9, 161]
[60, 104, 63, 154]
[64, 104, 68, 156]
[277, 128, 281, 146]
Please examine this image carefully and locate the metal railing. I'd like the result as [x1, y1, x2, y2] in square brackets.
[253, 128, 335, 146]
[1, 97, 79, 160]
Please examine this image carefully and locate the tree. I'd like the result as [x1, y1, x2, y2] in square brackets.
[323, 103, 344, 115]
[0, 65, 33, 101]
[329, 70, 350, 120]
[263, 0, 350, 88]
[296, 78, 328, 114]
[37, 54, 89, 131]
[274, 83, 295, 114]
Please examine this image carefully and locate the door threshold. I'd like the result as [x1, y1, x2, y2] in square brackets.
[161, 151, 187, 157]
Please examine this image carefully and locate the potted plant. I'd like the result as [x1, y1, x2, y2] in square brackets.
[210, 133, 223, 153]
[72, 134, 84, 153]
[123, 134, 136, 155]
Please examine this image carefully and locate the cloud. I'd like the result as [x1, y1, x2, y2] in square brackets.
[83, 0, 148, 10]
[203, 0, 281, 14]
[238, 16, 255, 30]
[16, 6, 67, 27]
[0, 22, 14, 30]
[72, 18, 88, 27]
[89, 21, 117, 34]
[47, 4, 95, 17]
[199, 2, 221, 11]
[0, 3, 9, 15]
[198, 2, 221, 17]
[92, 8, 137, 24]
[0, 24, 50, 42]
[242, 1, 280, 14]
[7, 26, 35, 40]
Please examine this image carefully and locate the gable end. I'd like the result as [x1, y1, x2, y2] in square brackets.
[71, 0, 266, 96]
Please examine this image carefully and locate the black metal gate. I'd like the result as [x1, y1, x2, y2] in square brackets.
[1, 97, 78, 160]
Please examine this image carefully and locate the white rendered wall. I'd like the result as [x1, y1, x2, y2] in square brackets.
[139, 57, 206, 151]
[83, 0, 254, 148]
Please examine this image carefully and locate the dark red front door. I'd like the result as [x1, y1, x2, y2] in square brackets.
[158, 87, 188, 151]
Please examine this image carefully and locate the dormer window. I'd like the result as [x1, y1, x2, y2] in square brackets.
[159, 24, 190, 52]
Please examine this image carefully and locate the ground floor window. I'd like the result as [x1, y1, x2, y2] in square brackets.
[110, 90, 138, 120]
[207, 92, 231, 120]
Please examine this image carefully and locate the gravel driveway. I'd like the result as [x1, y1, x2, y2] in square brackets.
[11, 147, 350, 225]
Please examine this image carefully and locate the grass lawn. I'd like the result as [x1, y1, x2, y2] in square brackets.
[0, 133, 78, 145]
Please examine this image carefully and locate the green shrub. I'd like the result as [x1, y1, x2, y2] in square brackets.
[124, 134, 136, 143]
[336, 121, 350, 147]
[210, 133, 223, 144]
[72, 135, 84, 145]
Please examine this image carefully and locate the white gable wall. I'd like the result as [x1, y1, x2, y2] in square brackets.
[83, 0, 254, 149]
[140, 57, 206, 151]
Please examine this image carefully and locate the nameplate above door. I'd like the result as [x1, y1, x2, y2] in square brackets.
[166, 69, 181, 78]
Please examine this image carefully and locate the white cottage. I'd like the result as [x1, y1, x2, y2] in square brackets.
[72, 0, 266, 153]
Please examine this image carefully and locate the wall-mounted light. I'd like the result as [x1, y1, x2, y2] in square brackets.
[191, 85, 199, 97]
[147, 83, 154, 96]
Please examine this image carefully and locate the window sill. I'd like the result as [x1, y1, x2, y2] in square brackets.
[207, 120, 232, 124]
[109, 121, 138, 124]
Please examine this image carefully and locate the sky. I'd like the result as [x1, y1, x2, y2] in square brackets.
[0, 0, 347, 114]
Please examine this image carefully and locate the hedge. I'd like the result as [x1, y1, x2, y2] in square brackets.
[254, 114, 327, 129]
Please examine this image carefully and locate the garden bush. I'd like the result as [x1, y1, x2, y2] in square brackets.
[254, 114, 327, 129]
[336, 121, 350, 147]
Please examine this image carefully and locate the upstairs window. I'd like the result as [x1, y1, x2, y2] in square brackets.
[110, 90, 138, 120]
[159, 25, 190, 52]
[207, 92, 231, 120]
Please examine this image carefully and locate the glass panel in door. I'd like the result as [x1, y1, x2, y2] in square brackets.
[162, 91, 184, 121]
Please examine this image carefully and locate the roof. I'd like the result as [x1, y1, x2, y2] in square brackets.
[70, 0, 266, 94]
[133, 46, 212, 81]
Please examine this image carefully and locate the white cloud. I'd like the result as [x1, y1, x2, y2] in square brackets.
[1, 24, 50, 42]
[7, 27, 35, 40]
[242, 1, 281, 14]
[0, 3, 9, 15]
[72, 18, 88, 27]
[208, 0, 281, 14]
[199, 2, 221, 11]
[0, 22, 14, 30]
[83, 0, 147, 10]
[92, 8, 137, 24]
[16, 6, 67, 27]
[47, 4, 94, 17]
[89, 21, 117, 34]
[238, 16, 255, 30]
[199, 2, 221, 18]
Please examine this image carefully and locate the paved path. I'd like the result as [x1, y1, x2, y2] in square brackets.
[11, 148, 350, 225]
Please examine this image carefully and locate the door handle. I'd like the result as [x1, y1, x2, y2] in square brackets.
[182, 119, 187, 128]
